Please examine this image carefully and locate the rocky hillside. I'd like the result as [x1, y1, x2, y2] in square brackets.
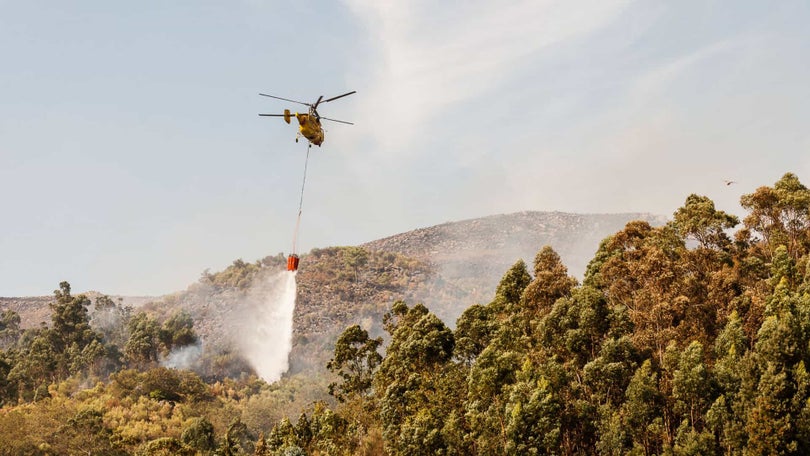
[153, 211, 667, 376]
[2, 211, 665, 378]
[364, 211, 666, 313]
[133, 248, 443, 375]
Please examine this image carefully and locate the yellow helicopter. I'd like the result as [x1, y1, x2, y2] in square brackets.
[259, 91, 355, 146]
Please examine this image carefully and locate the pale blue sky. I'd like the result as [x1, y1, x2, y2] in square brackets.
[1, 1, 808, 296]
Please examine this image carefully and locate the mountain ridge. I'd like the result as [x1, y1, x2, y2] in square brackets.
[2, 209, 668, 379]
[363, 210, 667, 312]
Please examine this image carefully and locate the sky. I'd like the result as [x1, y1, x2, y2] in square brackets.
[1, 0, 809, 297]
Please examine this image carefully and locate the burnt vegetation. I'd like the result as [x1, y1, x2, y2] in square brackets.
[1, 172, 810, 454]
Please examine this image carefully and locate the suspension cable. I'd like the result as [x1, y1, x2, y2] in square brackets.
[290, 143, 311, 255]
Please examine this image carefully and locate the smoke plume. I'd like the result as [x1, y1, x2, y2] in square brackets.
[162, 342, 203, 370]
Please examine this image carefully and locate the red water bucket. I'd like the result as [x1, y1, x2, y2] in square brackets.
[287, 254, 300, 271]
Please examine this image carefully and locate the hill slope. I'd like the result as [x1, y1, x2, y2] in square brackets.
[363, 211, 666, 317]
[2, 211, 665, 376]
[154, 211, 666, 376]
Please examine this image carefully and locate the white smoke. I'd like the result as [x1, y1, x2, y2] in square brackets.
[234, 270, 297, 383]
[162, 342, 203, 370]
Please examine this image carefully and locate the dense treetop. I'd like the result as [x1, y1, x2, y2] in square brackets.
[2, 172, 810, 455]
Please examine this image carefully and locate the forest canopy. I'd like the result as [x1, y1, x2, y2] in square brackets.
[2, 172, 810, 455]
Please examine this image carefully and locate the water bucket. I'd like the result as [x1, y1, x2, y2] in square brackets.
[287, 254, 300, 271]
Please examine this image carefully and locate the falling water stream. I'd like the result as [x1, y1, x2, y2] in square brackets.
[238, 270, 298, 383]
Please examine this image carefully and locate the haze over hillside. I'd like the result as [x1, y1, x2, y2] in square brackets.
[364, 211, 667, 313]
[1, 210, 665, 377]
[3, 172, 809, 454]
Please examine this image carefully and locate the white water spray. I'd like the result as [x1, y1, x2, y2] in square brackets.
[236, 270, 298, 383]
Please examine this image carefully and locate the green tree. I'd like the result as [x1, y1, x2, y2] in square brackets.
[706, 311, 750, 454]
[139, 437, 195, 456]
[267, 417, 299, 452]
[455, 260, 531, 364]
[454, 303, 495, 363]
[327, 324, 382, 402]
[585, 221, 700, 362]
[125, 312, 161, 367]
[160, 310, 198, 351]
[461, 257, 552, 454]
[503, 360, 562, 455]
[48, 281, 104, 378]
[668, 341, 714, 434]
[671, 419, 716, 456]
[465, 340, 522, 454]
[7, 331, 56, 401]
[54, 408, 127, 455]
[342, 246, 370, 282]
[672, 194, 739, 250]
[294, 412, 313, 450]
[583, 335, 640, 408]
[306, 402, 354, 454]
[745, 282, 810, 454]
[205, 258, 263, 289]
[375, 301, 457, 455]
[623, 360, 664, 455]
[493, 259, 532, 311]
[181, 417, 216, 453]
[520, 246, 577, 318]
[740, 172, 810, 259]
[217, 418, 254, 455]
[0, 309, 21, 349]
[538, 285, 611, 366]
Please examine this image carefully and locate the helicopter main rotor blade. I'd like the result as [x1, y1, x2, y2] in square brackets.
[319, 116, 354, 125]
[258, 93, 311, 107]
[258, 113, 288, 117]
[322, 91, 356, 103]
[312, 95, 324, 109]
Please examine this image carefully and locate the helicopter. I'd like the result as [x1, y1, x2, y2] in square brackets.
[258, 91, 355, 146]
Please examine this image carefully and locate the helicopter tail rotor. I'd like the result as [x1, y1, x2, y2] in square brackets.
[258, 110, 296, 125]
